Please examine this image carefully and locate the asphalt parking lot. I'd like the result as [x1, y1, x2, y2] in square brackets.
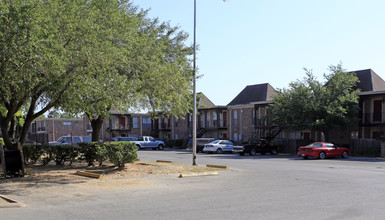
[2, 149, 385, 220]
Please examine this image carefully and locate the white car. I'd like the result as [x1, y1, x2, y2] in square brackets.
[202, 140, 234, 154]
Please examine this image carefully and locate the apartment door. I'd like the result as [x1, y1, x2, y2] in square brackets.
[120, 117, 126, 129]
[373, 100, 382, 122]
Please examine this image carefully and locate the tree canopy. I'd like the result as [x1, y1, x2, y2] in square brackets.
[0, 0, 194, 146]
[270, 64, 360, 141]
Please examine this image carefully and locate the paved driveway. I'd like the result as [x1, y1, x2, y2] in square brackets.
[2, 149, 385, 220]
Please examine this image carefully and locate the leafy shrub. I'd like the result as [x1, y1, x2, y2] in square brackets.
[0, 138, 4, 146]
[48, 145, 79, 165]
[104, 142, 137, 168]
[23, 144, 45, 164]
[79, 142, 108, 166]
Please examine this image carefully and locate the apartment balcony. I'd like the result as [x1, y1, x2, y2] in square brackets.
[254, 119, 273, 128]
[199, 121, 227, 130]
[361, 112, 385, 125]
[107, 125, 131, 131]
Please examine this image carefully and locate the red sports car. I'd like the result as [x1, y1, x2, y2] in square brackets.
[297, 142, 351, 159]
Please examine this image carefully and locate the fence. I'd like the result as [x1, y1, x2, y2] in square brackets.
[272, 138, 382, 157]
[28, 133, 49, 145]
[350, 139, 381, 157]
[272, 139, 314, 155]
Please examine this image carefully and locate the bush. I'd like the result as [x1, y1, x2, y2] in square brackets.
[104, 142, 137, 168]
[79, 142, 108, 166]
[23, 144, 45, 164]
[48, 145, 79, 165]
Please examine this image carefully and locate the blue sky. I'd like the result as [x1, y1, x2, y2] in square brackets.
[133, 0, 385, 106]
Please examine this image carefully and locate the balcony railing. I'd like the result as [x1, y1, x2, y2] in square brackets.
[361, 112, 385, 125]
[254, 119, 273, 128]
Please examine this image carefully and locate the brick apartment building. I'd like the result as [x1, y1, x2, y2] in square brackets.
[30, 118, 87, 143]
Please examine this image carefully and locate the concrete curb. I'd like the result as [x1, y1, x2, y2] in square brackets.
[0, 195, 24, 208]
[206, 164, 229, 169]
[75, 171, 103, 179]
[178, 172, 219, 178]
[156, 160, 173, 163]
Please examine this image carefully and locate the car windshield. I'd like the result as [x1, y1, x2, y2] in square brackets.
[57, 137, 71, 143]
[209, 140, 220, 144]
[305, 143, 323, 148]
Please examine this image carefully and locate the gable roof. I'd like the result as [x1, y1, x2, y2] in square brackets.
[352, 69, 385, 92]
[197, 92, 215, 108]
[227, 83, 277, 106]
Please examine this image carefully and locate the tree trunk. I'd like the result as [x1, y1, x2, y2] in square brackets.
[90, 115, 105, 142]
[323, 130, 330, 142]
[0, 116, 14, 150]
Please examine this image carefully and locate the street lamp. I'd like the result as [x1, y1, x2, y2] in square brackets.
[192, 0, 228, 165]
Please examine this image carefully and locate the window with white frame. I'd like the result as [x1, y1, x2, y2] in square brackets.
[233, 110, 238, 126]
[142, 117, 151, 129]
[132, 117, 138, 129]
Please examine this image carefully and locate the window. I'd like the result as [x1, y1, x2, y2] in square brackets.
[132, 117, 138, 129]
[142, 117, 152, 129]
[233, 133, 238, 142]
[213, 112, 217, 127]
[233, 110, 238, 125]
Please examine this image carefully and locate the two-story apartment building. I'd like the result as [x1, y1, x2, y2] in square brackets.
[152, 93, 228, 140]
[102, 112, 153, 139]
[227, 83, 286, 143]
[30, 118, 86, 143]
[355, 69, 385, 140]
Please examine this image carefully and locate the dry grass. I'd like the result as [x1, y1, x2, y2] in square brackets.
[0, 161, 225, 192]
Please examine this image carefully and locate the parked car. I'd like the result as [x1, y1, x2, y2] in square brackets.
[202, 140, 234, 154]
[135, 136, 165, 150]
[187, 138, 216, 153]
[49, 136, 92, 146]
[297, 142, 351, 159]
[103, 137, 116, 143]
[233, 138, 278, 156]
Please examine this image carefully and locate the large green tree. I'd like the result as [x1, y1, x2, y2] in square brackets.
[270, 64, 360, 141]
[65, 4, 194, 141]
[0, 0, 106, 149]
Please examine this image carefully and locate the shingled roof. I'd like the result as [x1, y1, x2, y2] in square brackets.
[227, 83, 277, 106]
[352, 69, 385, 92]
[197, 92, 215, 108]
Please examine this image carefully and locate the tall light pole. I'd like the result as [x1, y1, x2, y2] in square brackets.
[192, 0, 228, 165]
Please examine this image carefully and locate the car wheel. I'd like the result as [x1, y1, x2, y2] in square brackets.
[303, 156, 309, 160]
[216, 148, 223, 154]
[341, 151, 349, 159]
[271, 149, 278, 155]
[319, 151, 326, 159]
[239, 152, 245, 156]
[250, 149, 256, 156]
[136, 145, 141, 150]
[158, 145, 164, 150]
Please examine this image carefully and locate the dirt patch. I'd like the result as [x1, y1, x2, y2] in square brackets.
[0, 161, 224, 192]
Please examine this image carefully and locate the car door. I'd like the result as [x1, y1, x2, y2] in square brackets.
[227, 141, 234, 151]
[148, 137, 157, 148]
